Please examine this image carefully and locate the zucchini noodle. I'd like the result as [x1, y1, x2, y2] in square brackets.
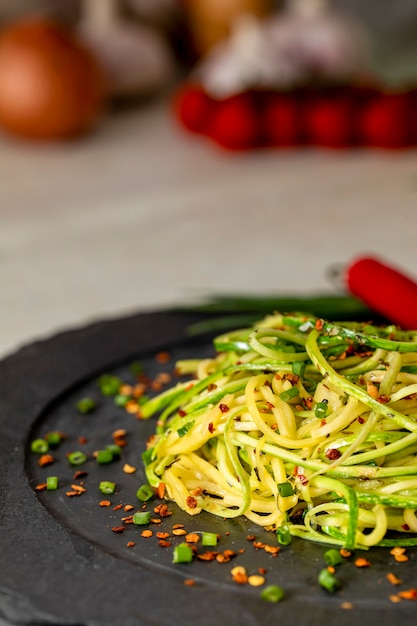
[141, 312, 417, 549]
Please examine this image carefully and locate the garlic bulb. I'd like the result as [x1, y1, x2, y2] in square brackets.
[196, 0, 369, 98]
[78, 0, 175, 99]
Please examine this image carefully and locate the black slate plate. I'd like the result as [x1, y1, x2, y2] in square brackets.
[1, 310, 417, 626]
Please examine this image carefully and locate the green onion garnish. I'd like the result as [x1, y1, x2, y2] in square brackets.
[324, 549, 343, 567]
[133, 511, 151, 525]
[96, 449, 113, 464]
[279, 387, 299, 402]
[98, 374, 122, 396]
[46, 476, 58, 491]
[76, 397, 96, 414]
[201, 532, 218, 547]
[114, 394, 131, 407]
[172, 543, 193, 564]
[315, 400, 328, 419]
[67, 451, 87, 466]
[136, 484, 154, 502]
[277, 482, 294, 497]
[292, 361, 306, 377]
[30, 439, 49, 454]
[318, 568, 341, 593]
[44, 431, 62, 447]
[276, 523, 292, 546]
[99, 481, 116, 494]
[260, 585, 285, 603]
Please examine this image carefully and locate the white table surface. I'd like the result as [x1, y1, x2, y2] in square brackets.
[1, 96, 417, 360]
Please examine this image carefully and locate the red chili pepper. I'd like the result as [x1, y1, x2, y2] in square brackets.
[346, 256, 417, 329]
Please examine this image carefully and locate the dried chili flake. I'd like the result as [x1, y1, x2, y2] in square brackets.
[184, 579, 196, 587]
[340, 548, 351, 558]
[208, 422, 215, 434]
[354, 558, 371, 568]
[186, 496, 198, 509]
[207, 384, 217, 392]
[173, 528, 187, 536]
[38, 454, 54, 467]
[78, 436, 88, 445]
[121, 515, 134, 524]
[127, 541, 136, 548]
[315, 319, 324, 331]
[219, 404, 230, 413]
[185, 533, 200, 544]
[65, 491, 80, 497]
[156, 532, 170, 539]
[99, 500, 111, 507]
[264, 545, 280, 556]
[35, 483, 47, 491]
[377, 394, 391, 404]
[386, 572, 403, 586]
[231, 566, 248, 585]
[178, 410, 187, 417]
[156, 351, 171, 364]
[398, 589, 417, 601]
[113, 503, 123, 511]
[150, 518, 162, 524]
[156, 483, 166, 499]
[141, 530, 153, 538]
[197, 551, 218, 561]
[158, 540, 172, 548]
[123, 464, 137, 474]
[325, 448, 342, 460]
[73, 470, 88, 480]
[71, 484, 86, 493]
[124, 504, 135, 512]
[111, 526, 125, 533]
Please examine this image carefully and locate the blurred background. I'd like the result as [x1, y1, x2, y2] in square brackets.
[1, 0, 417, 359]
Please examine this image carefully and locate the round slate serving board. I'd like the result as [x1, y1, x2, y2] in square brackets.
[1, 310, 417, 626]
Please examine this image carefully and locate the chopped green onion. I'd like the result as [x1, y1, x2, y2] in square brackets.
[324, 549, 343, 567]
[76, 397, 96, 414]
[99, 481, 116, 494]
[114, 394, 131, 407]
[30, 438, 49, 454]
[67, 451, 87, 466]
[96, 449, 114, 464]
[98, 374, 122, 396]
[130, 361, 144, 376]
[315, 400, 328, 419]
[277, 482, 294, 497]
[202, 532, 218, 547]
[177, 422, 193, 438]
[279, 387, 299, 402]
[44, 431, 62, 447]
[106, 444, 122, 458]
[136, 484, 154, 502]
[318, 568, 341, 593]
[172, 543, 193, 564]
[260, 585, 285, 603]
[133, 511, 151, 525]
[46, 476, 58, 491]
[276, 524, 292, 546]
[292, 361, 306, 377]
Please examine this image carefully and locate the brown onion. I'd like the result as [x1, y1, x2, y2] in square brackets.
[0, 18, 106, 140]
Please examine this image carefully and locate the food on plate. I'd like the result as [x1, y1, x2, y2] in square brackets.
[141, 312, 417, 549]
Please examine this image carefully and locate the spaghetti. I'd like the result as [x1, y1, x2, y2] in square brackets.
[141, 313, 417, 549]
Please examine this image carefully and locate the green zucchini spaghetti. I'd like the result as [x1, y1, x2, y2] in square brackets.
[140, 312, 417, 550]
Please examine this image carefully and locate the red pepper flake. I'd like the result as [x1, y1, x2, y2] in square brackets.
[150, 518, 162, 524]
[38, 454, 54, 467]
[377, 394, 391, 404]
[124, 504, 135, 512]
[207, 384, 218, 392]
[78, 436, 88, 445]
[73, 470, 88, 480]
[340, 548, 351, 558]
[156, 532, 171, 539]
[197, 551, 218, 561]
[208, 422, 215, 433]
[184, 579, 196, 587]
[341, 602, 354, 610]
[121, 515, 134, 524]
[264, 545, 280, 556]
[219, 404, 230, 413]
[173, 523, 185, 529]
[156, 482, 166, 499]
[315, 319, 324, 331]
[185, 533, 200, 544]
[357, 416, 365, 424]
[99, 500, 111, 507]
[354, 557, 371, 568]
[35, 483, 47, 491]
[172, 528, 187, 536]
[127, 541, 136, 548]
[158, 540, 172, 548]
[65, 491, 80, 497]
[141, 530, 153, 538]
[387, 572, 403, 586]
[305, 397, 313, 410]
[390, 547, 409, 562]
[398, 589, 417, 601]
[402, 523, 410, 531]
[178, 410, 187, 417]
[275, 374, 281, 380]
[155, 351, 170, 364]
[258, 567, 267, 575]
[186, 496, 198, 509]
[71, 484, 86, 494]
[325, 448, 342, 460]
[113, 503, 123, 511]
[246, 535, 256, 542]
[154, 502, 169, 515]
[111, 526, 125, 533]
